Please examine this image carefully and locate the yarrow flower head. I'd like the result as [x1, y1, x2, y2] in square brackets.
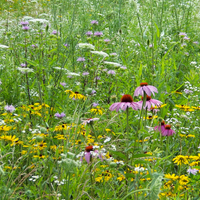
[137, 95, 162, 110]
[54, 112, 66, 119]
[134, 82, 158, 96]
[162, 124, 175, 136]
[4, 105, 15, 113]
[109, 94, 139, 112]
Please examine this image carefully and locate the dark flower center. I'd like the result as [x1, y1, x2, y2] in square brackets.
[85, 146, 93, 152]
[140, 82, 148, 86]
[120, 94, 133, 102]
[165, 125, 171, 129]
[141, 95, 151, 101]
[161, 121, 165, 125]
[75, 92, 79, 94]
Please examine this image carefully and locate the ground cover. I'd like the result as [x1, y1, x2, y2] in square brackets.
[0, 0, 200, 199]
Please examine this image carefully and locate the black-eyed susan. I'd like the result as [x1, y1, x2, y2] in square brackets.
[65, 90, 86, 100]
[173, 155, 189, 165]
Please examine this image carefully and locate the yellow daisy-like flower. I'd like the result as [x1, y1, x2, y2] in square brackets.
[117, 174, 126, 181]
[65, 90, 86, 100]
[192, 106, 200, 110]
[90, 106, 104, 115]
[173, 155, 189, 165]
[165, 173, 179, 181]
[154, 104, 167, 108]
[0, 135, 19, 143]
[175, 105, 190, 109]
[143, 115, 158, 120]
[179, 175, 189, 185]
[183, 108, 195, 112]
[0, 125, 12, 132]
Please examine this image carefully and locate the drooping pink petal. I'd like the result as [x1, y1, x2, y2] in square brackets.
[134, 87, 141, 96]
[109, 103, 118, 111]
[148, 85, 158, 96]
[85, 152, 91, 163]
[143, 86, 152, 96]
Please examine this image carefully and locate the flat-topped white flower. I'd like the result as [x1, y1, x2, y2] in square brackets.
[104, 61, 121, 67]
[29, 18, 49, 23]
[77, 43, 95, 50]
[0, 44, 9, 49]
[91, 51, 109, 57]
[17, 67, 34, 73]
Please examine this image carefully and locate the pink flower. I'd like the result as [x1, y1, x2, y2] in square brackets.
[134, 82, 158, 96]
[82, 118, 99, 125]
[80, 146, 103, 164]
[162, 125, 175, 136]
[137, 96, 162, 110]
[109, 94, 139, 112]
[154, 121, 165, 133]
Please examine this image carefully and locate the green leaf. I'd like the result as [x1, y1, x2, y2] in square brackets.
[132, 154, 152, 158]
[109, 150, 126, 160]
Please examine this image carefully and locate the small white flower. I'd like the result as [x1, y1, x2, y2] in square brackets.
[91, 51, 109, 57]
[104, 137, 111, 143]
[18, 67, 34, 73]
[77, 43, 95, 50]
[0, 44, 9, 48]
[104, 61, 121, 67]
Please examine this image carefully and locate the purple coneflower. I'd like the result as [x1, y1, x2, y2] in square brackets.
[137, 95, 162, 110]
[134, 82, 158, 96]
[94, 31, 103, 37]
[80, 146, 103, 164]
[91, 20, 98, 25]
[82, 118, 99, 125]
[162, 124, 175, 136]
[154, 121, 165, 133]
[86, 31, 93, 36]
[77, 57, 85, 62]
[54, 112, 66, 119]
[109, 94, 138, 112]
[5, 105, 15, 113]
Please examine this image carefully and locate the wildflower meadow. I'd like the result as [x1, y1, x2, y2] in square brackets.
[1, 0, 200, 199]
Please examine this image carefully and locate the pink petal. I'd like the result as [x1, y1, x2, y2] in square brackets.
[143, 86, 151, 96]
[134, 87, 141, 96]
[85, 152, 91, 164]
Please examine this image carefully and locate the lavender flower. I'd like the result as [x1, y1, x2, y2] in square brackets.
[91, 89, 96, 95]
[64, 43, 68, 47]
[104, 39, 110, 42]
[21, 63, 27, 67]
[51, 30, 57, 35]
[183, 36, 190, 40]
[22, 26, 30, 31]
[95, 76, 100, 80]
[86, 31, 93, 36]
[77, 57, 85, 62]
[120, 66, 127, 70]
[179, 32, 187, 36]
[193, 41, 199, 44]
[92, 102, 99, 107]
[107, 70, 115, 75]
[5, 105, 15, 113]
[82, 72, 89, 76]
[20, 21, 29, 26]
[60, 82, 66, 86]
[94, 31, 103, 37]
[82, 118, 99, 125]
[32, 44, 38, 48]
[187, 167, 198, 175]
[0, 80, 2, 85]
[54, 112, 66, 119]
[91, 20, 98, 25]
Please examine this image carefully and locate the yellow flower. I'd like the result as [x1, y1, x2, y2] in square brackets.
[1, 135, 19, 143]
[143, 115, 158, 119]
[117, 174, 125, 181]
[179, 175, 189, 185]
[90, 106, 104, 115]
[192, 106, 200, 110]
[65, 90, 86, 100]
[175, 105, 190, 109]
[165, 173, 179, 181]
[173, 155, 189, 165]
